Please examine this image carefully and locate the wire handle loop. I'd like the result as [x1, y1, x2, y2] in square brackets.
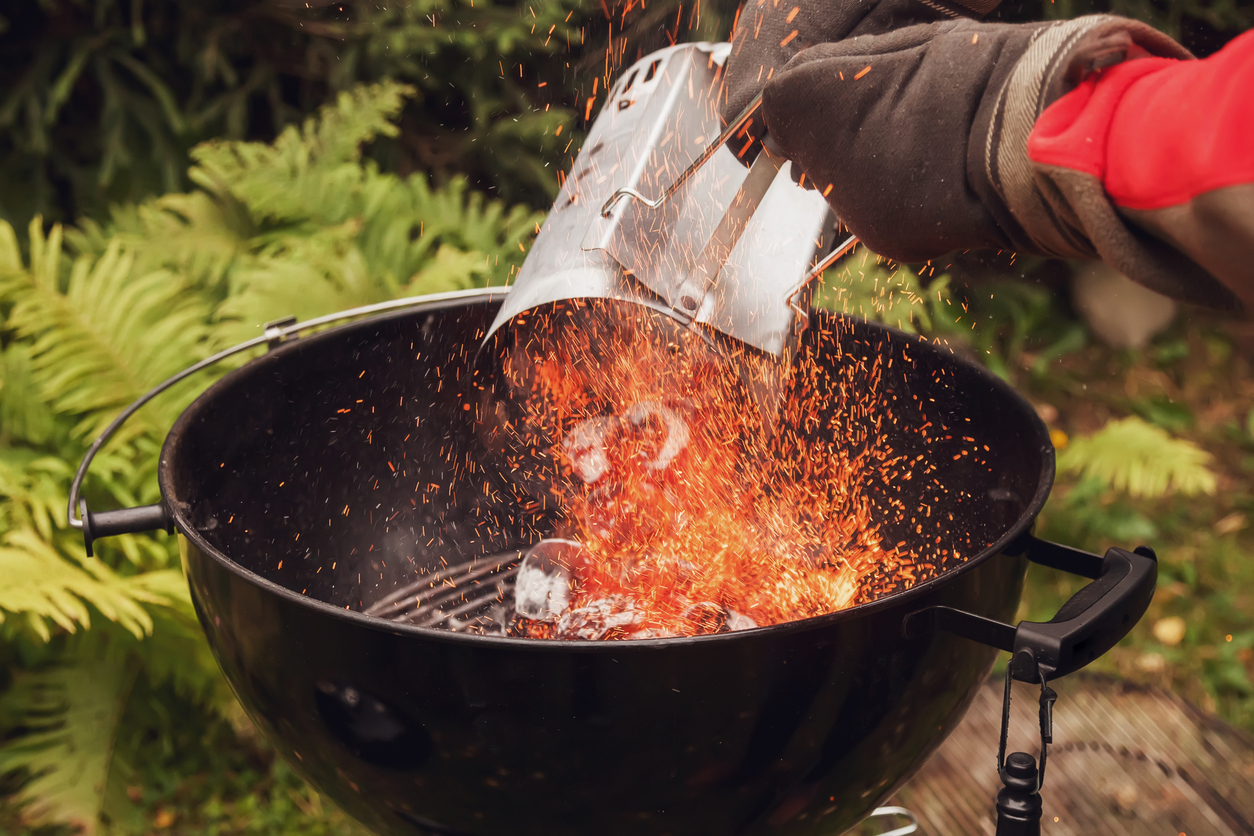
[595, 89, 861, 324]
[66, 287, 509, 530]
[785, 233, 860, 321]
[998, 651, 1057, 793]
[866, 806, 919, 836]
[599, 92, 765, 218]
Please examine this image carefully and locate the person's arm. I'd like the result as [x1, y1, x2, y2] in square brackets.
[1029, 30, 1254, 309]
[753, 12, 1249, 311]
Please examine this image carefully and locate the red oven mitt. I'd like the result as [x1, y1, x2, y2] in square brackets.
[760, 16, 1252, 310]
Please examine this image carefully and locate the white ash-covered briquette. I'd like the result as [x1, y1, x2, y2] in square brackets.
[554, 595, 648, 640]
[513, 538, 583, 622]
[471, 299, 969, 640]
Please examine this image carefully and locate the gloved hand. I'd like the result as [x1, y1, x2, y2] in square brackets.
[720, 0, 999, 131]
[761, 15, 1241, 309]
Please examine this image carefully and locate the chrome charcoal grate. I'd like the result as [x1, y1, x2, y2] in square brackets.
[363, 551, 521, 632]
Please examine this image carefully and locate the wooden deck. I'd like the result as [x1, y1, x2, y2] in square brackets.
[887, 674, 1254, 835]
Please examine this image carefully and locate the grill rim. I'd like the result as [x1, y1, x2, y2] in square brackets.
[159, 287, 1055, 652]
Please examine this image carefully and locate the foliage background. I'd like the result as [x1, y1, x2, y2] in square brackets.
[0, 80, 539, 834]
[0, 0, 746, 232]
[2, 0, 1247, 232]
[0, 0, 1251, 834]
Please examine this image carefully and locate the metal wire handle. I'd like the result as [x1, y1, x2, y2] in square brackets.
[594, 85, 863, 317]
[998, 651, 1056, 792]
[599, 92, 765, 218]
[866, 806, 920, 836]
[66, 286, 510, 530]
[785, 233, 861, 322]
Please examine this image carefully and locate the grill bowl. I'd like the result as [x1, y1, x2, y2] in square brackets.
[161, 289, 1053, 836]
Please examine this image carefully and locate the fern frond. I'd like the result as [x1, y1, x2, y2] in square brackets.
[188, 81, 414, 226]
[2, 236, 214, 438]
[1057, 416, 1218, 498]
[0, 345, 61, 446]
[0, 634, 137, 835]
[0, 450, 70, 540]
[404, 245, 493, 296]
[24, 217, 64, 291]
[0, 216, 24, 273]
[403, 176, 538, 258]
[68, 192, 249, 291]
[212, 221, 385, 340]
[0, 530, 155, 642]
[355, 173, 538, 290]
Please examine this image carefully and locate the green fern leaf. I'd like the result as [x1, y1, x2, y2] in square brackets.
[0, 450, 70, 540]
[0, 530, 155, 642]
[0, 345, 60, 446]
[404, 245, 491, 297]
[24, 216, 64, 291]
[0, 634, 137, 834]
[212, 221, 385, 341]
[1, 227, 214, 439]
[68, 192, 248, 291]
[356, 173, 536, 287]
[1057, 416, 1217, 498]
[0, 214, 23, 273]
[188, 81, 414, 226]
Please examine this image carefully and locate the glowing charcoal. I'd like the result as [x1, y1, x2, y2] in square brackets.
[562, 417, 614, 484]
[490, 304, 915, 640]
[554, 595, 652, 640]
[683, 601, 758, 633]
[622, 401, 690, 471]
[513, 539, 582, 622]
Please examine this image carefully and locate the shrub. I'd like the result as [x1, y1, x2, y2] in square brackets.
[0, 0, 589, 227]
[0, 80, 538, 832]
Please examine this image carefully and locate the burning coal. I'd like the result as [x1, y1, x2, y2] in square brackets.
[489, 300, 928, 640]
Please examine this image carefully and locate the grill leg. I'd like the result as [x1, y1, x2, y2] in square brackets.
[995, 752, 1043, 836]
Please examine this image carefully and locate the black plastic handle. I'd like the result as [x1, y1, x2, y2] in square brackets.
[903, 536, 1158, 682]
[80, 500, 173, 557]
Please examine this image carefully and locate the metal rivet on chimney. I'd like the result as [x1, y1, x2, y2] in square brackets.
[680, 296, 698, 311]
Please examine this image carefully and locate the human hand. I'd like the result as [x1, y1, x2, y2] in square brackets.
[758, 15, 1238, 308]
[720, 0, 999, 133]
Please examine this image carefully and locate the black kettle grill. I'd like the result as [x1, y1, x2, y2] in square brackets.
[71, 288, 1156, 836]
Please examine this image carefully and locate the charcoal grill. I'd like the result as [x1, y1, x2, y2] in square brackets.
[69, 288, 1155, 836]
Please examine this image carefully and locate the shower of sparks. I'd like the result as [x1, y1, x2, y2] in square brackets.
[317, 6, 987, 639]
[451, 18, 981, 640]
[488, 300, 948, 640]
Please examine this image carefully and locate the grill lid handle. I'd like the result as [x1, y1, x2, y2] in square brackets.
[903, 536, 1158, 683]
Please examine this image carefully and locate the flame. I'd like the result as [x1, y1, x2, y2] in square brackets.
[497, 301, 916, 639]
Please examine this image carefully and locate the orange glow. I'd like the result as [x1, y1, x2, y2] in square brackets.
[497, 302, 919, 640]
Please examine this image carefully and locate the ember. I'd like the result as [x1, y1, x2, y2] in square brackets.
[497, 300, 918, 640]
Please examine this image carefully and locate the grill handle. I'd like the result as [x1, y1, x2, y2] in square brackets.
[903, 536, 1156, 836]
[903, 536, 1158, 683]
[66, 288, 509, 556]
[79, 501, 174, 558]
